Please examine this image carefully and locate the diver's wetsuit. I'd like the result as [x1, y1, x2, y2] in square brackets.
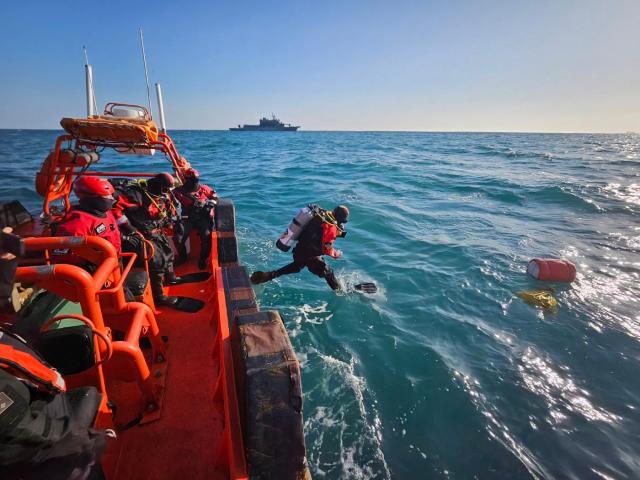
[271, 216, 341, 290]
[112, 181, 180, 303]
[173, 181, 217, 267]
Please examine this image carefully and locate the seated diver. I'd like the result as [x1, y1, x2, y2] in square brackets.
[0, 228, 110, 480]
[112, 173, 201, 311]
[173, 168, 218, 269]
[52, 176, 148, 301]
[53, 175, 122, 260]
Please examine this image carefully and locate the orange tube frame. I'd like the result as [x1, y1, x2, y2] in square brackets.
[16, 236, 166, 412]
[42, 132, 190, 216]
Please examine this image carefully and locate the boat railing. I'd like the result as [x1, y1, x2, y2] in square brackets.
[40, 133, 190, 216]
[15, 235, 168, 424]
[103, 102, 152, 120]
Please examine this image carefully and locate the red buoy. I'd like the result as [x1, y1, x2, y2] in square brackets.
[527, 258, 576, 282]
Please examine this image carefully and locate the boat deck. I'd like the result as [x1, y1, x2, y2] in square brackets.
[103, 259, 227, 479]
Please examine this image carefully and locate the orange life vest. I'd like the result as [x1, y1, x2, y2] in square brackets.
[55, 208, 122, 254]
[0, 333, 66, 394]
[321, 222, 340, 257]
[174, 184, 217, 209]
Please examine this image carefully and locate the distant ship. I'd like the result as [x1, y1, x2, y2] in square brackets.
[230, 114, 300, 131]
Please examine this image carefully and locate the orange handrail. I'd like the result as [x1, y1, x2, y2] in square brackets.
[42, 130, 192, 216]
[98, 252, 136, 295]
[17, 235, 165, 414]
[17, 263, 106, 331]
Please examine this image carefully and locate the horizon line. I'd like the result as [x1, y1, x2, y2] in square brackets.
[0, 128, 636, 135]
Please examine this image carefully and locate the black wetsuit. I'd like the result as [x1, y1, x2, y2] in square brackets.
[115, 183, 177, 280]
[273, 216, 340, 290]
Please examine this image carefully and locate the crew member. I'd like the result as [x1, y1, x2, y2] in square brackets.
[112, 173, 182, 308]
[251, 205, 349, 291]
[53, 176, 121, 265]
[173, 168, 218, 269]
[0, 228, 109, 479]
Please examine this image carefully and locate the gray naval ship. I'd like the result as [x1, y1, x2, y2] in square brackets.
[230, 114, 300, 131]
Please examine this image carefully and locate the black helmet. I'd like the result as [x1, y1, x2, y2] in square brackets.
[147, 173, 174, 196]
[333, 205, 349, 224]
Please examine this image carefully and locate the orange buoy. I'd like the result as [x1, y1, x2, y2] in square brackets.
[527, 258, 576, 282]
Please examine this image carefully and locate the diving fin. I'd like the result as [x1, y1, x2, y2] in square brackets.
[168, 272, 211, 285]
[353, 282, 377, 294]
[250, 271, 275, 285]
[171, 297, 205, 313]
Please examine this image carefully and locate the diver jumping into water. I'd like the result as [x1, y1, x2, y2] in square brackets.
[251, 205, 376, 293]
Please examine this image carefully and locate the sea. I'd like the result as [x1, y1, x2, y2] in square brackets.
[1, 129, 639, 479]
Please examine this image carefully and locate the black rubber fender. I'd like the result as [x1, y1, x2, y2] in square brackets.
[217, 234, 238, 265]
[231, 310, 309, 480]
[215, 198, 235, 233]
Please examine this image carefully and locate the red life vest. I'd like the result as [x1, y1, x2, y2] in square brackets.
[174, 184, 216, 209]
[321, 223, 340, 257]
[0, 333, 66, 394]
[55, 208, 122, 259]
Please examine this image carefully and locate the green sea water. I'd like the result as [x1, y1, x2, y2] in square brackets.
[1, 130, 639, 479]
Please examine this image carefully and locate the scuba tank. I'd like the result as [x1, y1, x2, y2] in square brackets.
[276, 205, 318, 252]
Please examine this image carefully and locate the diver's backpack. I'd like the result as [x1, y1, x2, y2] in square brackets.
[275, 204, 324, 252]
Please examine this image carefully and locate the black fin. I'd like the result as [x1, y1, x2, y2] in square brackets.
[250, 271, 272, 285]
[171, 297, 205, 313]
[168, 272, 211, 285]
[354, 282, 377, 294]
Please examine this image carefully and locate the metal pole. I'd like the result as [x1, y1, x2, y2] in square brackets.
[85, 65, 94, 117]
[83, 46, 98, 116]
[155, 83, 167, 132]
[139, 28, 153, 117]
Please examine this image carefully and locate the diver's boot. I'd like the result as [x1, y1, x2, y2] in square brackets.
[198, 256, 208, 270]
[151, 275, 179, 307]
[164, 269, 182, 286]
[250, 271, 277, 285]
[175, 244, 188, 265]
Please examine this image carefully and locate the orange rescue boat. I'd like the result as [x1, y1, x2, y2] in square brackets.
[3, 95, 309, 479]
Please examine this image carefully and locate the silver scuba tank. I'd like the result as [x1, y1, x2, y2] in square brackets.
[276, 205, 317, 252]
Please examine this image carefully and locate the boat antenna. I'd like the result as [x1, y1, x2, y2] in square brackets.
[83, 46, 98, 116]
[138, 28, 153, 117]
[155, 83, 167, 133]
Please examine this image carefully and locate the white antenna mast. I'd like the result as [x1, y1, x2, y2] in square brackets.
[155, 83, 167, 133]
[138, 28, 153, 117]
[83, 46, 98, 116]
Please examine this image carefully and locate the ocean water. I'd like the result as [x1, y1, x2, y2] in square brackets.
[1, 129, 639, 479]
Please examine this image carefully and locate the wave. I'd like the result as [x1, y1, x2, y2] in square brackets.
[472, 144, 556, 161]
[302, 346, 391, 479]
[526, 185, 605, 212]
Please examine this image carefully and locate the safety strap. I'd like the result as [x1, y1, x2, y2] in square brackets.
[312, 207, 345, 235]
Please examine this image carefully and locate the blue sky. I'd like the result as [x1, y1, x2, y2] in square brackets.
[1, 0, 638, 132]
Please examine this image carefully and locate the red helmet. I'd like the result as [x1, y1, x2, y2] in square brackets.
[184, 168, 200, 179]
[74, 176, 114, 198]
